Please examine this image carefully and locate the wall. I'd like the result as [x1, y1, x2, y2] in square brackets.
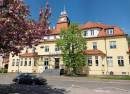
[86, 36, 130, 75]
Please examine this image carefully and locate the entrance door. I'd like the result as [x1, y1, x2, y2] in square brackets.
[55, 58, 60, 69]
[44, 58, 48, 70]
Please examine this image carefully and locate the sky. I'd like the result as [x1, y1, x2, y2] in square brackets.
[24, 0, 130, 34]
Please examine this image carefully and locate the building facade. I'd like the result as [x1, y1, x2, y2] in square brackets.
[8, 9, 130, 75]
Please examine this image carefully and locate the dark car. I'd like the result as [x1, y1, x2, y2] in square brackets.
[13, 73, 47, 85]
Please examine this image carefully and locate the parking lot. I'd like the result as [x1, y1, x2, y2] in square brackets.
[0, 73, 130, 94]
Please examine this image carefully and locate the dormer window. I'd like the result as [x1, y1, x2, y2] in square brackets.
[106, 29, 114, 35]
[83, 31, 88, 36]
[90, 30, 94, 36]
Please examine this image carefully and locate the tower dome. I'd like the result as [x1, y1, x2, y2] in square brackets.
[55, 6, 70, 32]
[58, 7, 69, 23]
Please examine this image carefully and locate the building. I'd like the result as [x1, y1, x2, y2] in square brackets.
[8, 8, 130, 75]
[0, 55, 3, 69]
[0, 53, 9, 71]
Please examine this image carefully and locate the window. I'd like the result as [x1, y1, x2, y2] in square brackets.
[29, 58, 31, 66]
[34, 61, 36, 66]
[40, 46, 44, 48]
[87, 56, 92, 66]
[20, 58, 23, 66]
[40, 56, 43, 61]
[118, 56, 124, 66]
[90, 30, 94, 36]
[16, 59, 19, 66]
[129, 56, 130, 65]
[55, 46, 60, 51]
[95, 56, 99, 66]
[44, 58, 49, 66]
[12, 59, 15, 66]
[122, 72, 126, 75]
[93, 42, 97, 50]
[107, 57, 113, 67]
[83, 31, 88, 36]
[32, 47, 36, 53]
[110, 41, 116, 49]
[45, 46, 49, 52]
[24, 58, 27, 66]
[106, 29, 114, 35]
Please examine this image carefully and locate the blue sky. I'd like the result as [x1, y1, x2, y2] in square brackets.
[25, 0, 130, 34]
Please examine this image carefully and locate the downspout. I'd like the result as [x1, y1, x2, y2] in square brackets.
[104, 30, 108, 75]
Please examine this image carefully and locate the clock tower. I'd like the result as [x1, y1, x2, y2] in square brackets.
[56, 7, 70, 31]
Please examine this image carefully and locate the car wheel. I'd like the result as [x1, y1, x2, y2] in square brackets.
[32, 81, 36, 85]
[16, 80, 20, 84]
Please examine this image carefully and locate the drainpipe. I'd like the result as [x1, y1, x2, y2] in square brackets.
[104, 34, 108, 75]
[2, 53, 5, 74]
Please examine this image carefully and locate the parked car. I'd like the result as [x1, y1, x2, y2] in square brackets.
[13, 73, 47, 85]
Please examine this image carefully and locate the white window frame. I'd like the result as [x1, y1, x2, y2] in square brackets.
[118, 56, 124, 66]
[106, 29, 114, 35]
[45, 46, 49, 52]
[95, 56, 99, 66]
[93, 42, 97, 50]
[24, 58, 27, 66]
[55, 46, 60, 51]
[12, 59, 15, 66]
[129, 56, 130, 65]
[88, 56, 92, 66]
[110, 41, 116, 49]
[83, 31, 88, 36]
[20, 58, 23, 66]
[107, 56, 113, 67]
[90, 30, 94, 36]
[44, 58, 49, 66]
[29, 58, 31, 66]
[16, 59, 19, 66]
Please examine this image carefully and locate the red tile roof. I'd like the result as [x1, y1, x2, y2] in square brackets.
[45, 22, 68, 35]
[128, 47, 130, 53]
[80, 22, 125, 37]
[80, 22, 113, 29]
[83, 49, 106, 56]
[45, 22, 126, 37]
[20, 52, 38, 57]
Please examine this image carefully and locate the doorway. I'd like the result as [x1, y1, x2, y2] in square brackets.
[55, 58, 60, 69]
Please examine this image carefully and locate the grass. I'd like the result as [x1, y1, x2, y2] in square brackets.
[78, 75, 130, 80]
[64, 72, 130, 80]
[0, 68, 8, 73]
[100, 75, 130, 80]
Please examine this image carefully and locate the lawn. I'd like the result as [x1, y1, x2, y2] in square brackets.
[99, 75, 130, 80]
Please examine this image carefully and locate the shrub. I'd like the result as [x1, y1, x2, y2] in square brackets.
[0, 68, 8, 73]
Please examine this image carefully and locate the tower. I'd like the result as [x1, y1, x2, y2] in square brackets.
[56, 7, 70, 31]
[39, 6, 45, 24]
[38, 0, 51, 34]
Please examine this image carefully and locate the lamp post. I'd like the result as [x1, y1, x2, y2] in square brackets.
[0, 0, 3, 15]
[17, 58, 20, 74]
[1, 53, 5, 74]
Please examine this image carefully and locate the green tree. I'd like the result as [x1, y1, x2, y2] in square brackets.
[128, 36, 130, 45]
[57, 24, 87, 75]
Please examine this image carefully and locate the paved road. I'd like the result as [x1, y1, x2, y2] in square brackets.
[45, 76, 130, 94]
[0, 73, 130, 94]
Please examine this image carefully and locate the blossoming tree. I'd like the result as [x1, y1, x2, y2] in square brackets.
[0, 0, 51, 55]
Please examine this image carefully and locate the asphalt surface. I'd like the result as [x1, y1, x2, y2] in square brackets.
[0, 73, 130, 94]
[45, 76, 130, 94]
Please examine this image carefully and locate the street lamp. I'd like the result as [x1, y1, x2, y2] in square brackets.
[0, 53, 5, 73]
[17, 58, 20, 74]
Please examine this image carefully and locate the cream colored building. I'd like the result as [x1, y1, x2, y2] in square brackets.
[8, 9, 130, 75]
